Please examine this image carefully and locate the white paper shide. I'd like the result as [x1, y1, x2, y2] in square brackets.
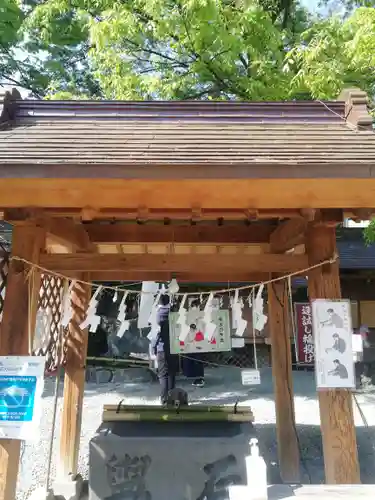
[0, 356, 45, 440]
[312, 299, 355, 389]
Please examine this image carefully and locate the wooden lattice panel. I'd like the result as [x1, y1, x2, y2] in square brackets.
[36, 274, 65, 372]
[205, 344, 270, 368]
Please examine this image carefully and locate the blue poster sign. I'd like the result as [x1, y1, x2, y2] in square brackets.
[0, 376, 37, 422]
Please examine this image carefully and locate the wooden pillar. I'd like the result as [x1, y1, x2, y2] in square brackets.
[0, 224, 45, 500]
[59, 276, 91, 478]
[306, 225, 360, 484]
[267, 279, 300, 483]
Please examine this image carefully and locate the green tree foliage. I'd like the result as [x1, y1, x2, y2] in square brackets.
[286, 6, 375, 99]
[0, 0, 24, 88]
[22, 0, 312, 100]
[364, 221, 375, 245]
[1, 0, 375, 101]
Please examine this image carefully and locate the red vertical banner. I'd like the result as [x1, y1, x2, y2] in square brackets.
[294, 302, 314, 366]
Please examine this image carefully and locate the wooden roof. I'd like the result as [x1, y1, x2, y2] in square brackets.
[0, 90, 374, 173]
[0, 88, 375, 213]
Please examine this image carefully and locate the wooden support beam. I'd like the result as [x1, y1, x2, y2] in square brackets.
[59, 277, 91, 478]
[85, 223, 275, 244]
[0, 224, 45, 500]
[270, 218, 307, 253]
[5, 209, 93, 251]
[267, 279, 300, 483]
[42, 217, 93, 252]
[39, 253, 308, 274]
[306, 225, 360, 484]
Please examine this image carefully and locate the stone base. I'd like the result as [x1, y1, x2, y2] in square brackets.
[52, 474, 83, 500]
[89, 421, 255, 500]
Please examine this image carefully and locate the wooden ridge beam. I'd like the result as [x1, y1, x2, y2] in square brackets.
[85, 224, 274, 244]
[39, 253, 308, 274]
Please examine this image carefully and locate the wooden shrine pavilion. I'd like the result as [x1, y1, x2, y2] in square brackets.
[0, 87, 374, 499]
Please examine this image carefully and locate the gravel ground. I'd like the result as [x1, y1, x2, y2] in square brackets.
[17, 367, 375, 500]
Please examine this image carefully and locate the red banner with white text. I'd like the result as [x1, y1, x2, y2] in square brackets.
[294, 302, 314, 365]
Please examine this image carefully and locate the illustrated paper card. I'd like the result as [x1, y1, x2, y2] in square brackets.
[169, 310, 231, 354]
[0, 356, 45, 441]
[311, 299, 355, 389]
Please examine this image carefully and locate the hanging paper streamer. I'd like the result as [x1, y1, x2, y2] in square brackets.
[231, 290, 248, 337]
[147, 291, 162, 342]
[203, 293, 217, 342]
[80, 286, 102, 332]
[113, 287, 118, 303]
[116, 292, 129, 338]
[247, 292, 253, 309]
[61, 280, 76, 328]
[253, 285, 268, 332]
[231, 290, 239, 330]
[138, 282, 159, 329]
[177, 294, 190, 345]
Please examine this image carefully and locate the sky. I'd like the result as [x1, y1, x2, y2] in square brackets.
[301, 0, 320, 9]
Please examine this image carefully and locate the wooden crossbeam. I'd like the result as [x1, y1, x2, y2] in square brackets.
[40, 253, 308, 274]
[61, 270, 271, 282]
[85, 223, 274, 244]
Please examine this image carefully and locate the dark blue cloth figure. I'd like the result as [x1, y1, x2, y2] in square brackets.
[182, 353, 205, 387]
[151, 303, 171, 355]
[153, 295, 179, 404]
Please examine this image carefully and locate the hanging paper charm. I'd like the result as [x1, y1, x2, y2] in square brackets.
[177, 294, 190, 346]
[33, 306, 53, 352]
[61, 280, 76, 328]
[80, 285, 103, 333]
[168, 278, 179, 295]
[138, 282, 159, 329]
[147, 291, 162, 341]
[231, 290, 247, 337]
[116, 292, 130, 338]
[253, 285, 268, 332]
[203, 293, 217, 342]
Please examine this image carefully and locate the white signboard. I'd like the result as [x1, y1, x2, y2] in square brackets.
[169, 310, 231, 354]
[311, 299, 355, 389]
[0, 356, 45, 440]
[241, 369, 261, 386]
